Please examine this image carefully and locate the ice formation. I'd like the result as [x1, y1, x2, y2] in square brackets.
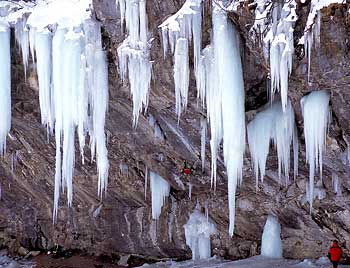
[251, 0, 297, 110]
[183, 205, 216, 260]
[0, 0, 109, 220]
[0, 24, 11, 156]
[332, 172, 341, 195]
[200, 117, 207, 172]
[301, 90, 330, 211]
[159, 0, 202, 118]
[247, 100, 298, 187]
[116, 0, 152, 127]
[150, 171, 170, 220]
[302, 0, 344, 81]
[261, 215, 283, 259]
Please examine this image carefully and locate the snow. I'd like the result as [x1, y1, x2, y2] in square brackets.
[136, 255, 345, 268]
[150, 171, 170, 220]
[247, 100, 298, 188]
[159, 0, 202, 119]
[116, 0, 152, 127]
[183, 205, 216, 260]
[0, 25, 11, 156]
[261, 215, 283, 259]
[300, 90, 330, 211]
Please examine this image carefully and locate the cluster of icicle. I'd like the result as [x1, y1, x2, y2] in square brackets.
[251, 0, 297, 111]
[116, 0, 152, 127]
[247, 100, 298, 188]
[160, 0, 245, 236]
[0, 0, 109, 222]
[301, 90, 330, 211]
[183, 204, 216, 260]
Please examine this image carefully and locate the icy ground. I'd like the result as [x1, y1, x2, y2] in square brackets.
[138, 255, 345, 268]
[0, 253, 34, 268]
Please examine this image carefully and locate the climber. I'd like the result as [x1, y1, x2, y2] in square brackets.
[181, 160, 193, 176]
[328, 240, 342, 268]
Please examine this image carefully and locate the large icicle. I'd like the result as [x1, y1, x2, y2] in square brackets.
[159, 0, 202, 118]
[247, 100, 298, 187]
[300, 90, 330, 211]
[150, 171, 170, 220]
[184, 204, 216, 260]
[14, 18, 30, 77]
[0, 23, 11, 156]
[200, 116, 207, 172]
[116, 0, 152, 127]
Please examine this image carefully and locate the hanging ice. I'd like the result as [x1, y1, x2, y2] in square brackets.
[14, 18, 30, 77]
[261, 215, 283, 258]
[150, 171, 170, 220]
[184, 204, 216, 260]
[116, 0, 152, 127]
[159, 0, 202, 119]
[0, 23, 11, 156]
[247, 100, 298, 187]
[300, 90, 330, 211]
[332, 172, 341, 196]
[200, 117, 207, 172]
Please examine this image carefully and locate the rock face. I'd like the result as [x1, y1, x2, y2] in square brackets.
[0, 0, 350, 262]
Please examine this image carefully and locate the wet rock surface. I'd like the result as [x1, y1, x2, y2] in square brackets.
[0, 0, 350, 262]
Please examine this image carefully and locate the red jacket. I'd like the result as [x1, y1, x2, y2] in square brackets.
[328, 243, 342, 262]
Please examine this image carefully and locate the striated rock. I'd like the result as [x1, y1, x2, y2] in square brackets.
[0, 0, 349, 262]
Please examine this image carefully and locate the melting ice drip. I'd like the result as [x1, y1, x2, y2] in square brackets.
[196, 3, 245, 236]
[159, 0, 202, 119]
[250, 0, 297, 111]
[184, 205, 216, 260]
[150, 171, 170, 220]
[6, 0, 109, 221]
[261, 215, 283, 258]
[247, 100, 298, 188]
[116, 0, 152, 127]
[301, 90, 330, 211]
[0, 24, 11, 156]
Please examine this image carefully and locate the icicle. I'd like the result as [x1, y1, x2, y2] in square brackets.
[261, 215, 283, 258]
[174, 38, 189, 120]
[150, 171, 170, 220]
[183, 204, 216, 260]
[248, 100, 298, 187]
[0, 24, 11, 156]
[159, 0, 202, 117]
[116, 0, 152, 127]
[332, 172, 341, 196]
[15, 19, 29, 77]
[200, 117, 206, 172]
[300, 90, 330, 211]
[189, 183, 192, 200]
[144, 166, 148, 200]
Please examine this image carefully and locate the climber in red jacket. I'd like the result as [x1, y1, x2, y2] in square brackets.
[328, 240, 342, 268]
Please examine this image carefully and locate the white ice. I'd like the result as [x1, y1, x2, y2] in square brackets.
[0, 25, 11, 156]
[261, 215, 283, 259]
[150, 171, 170, 220]
[183, 205, 216, 260]
[300, 90, 330, 211]
[116, 0, 152, 127]
[247, 100, 298, 187]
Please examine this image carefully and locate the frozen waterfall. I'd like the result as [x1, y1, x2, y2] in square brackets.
[301, 90, 330, 211]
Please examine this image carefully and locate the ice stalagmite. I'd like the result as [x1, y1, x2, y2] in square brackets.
[150, 171, 170, 220]
[247, 100, 298, 188]
[301, 90, 330, 211]
[0, 23, 11, 156]
[159, 0, 202, 119]
[261, 215, 283, 258]
[116, 0, 152, 127]
[184, 205, 216, 260]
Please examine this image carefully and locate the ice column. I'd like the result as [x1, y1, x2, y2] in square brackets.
[184, 204, 216, 260]
[300, 90, 330, 211]
[0, 24, 11, 156]
[261, 215, 283, 258]
[150, 171, 170, 220]
[116, 0, 152, 127]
